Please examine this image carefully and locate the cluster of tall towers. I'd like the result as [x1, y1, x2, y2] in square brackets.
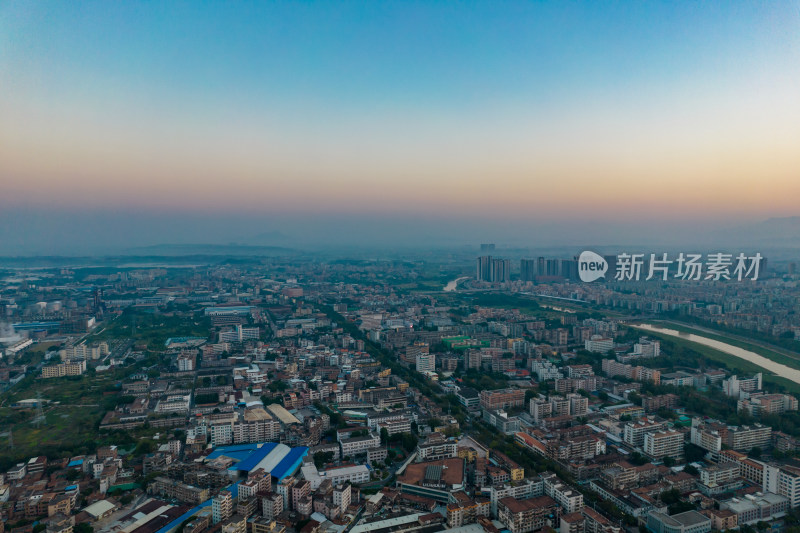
[477, 255, 607, 282]
[520, 257, 580, 281]
[476, 256, 511, 282]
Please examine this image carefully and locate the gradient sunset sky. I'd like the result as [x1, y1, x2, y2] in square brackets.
[1, 2, 799, 252]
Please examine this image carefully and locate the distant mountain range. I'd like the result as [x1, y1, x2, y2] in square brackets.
[714, 217, 800, 247]
[128, 243, 298, 256]
[249, 231, 294, 245]
[3, 216, 800, 260]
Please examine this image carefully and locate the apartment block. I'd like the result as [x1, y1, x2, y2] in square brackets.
[480, 388, 525, 410]
[498, 495, 561, 533]
[643, 430, 684, 460]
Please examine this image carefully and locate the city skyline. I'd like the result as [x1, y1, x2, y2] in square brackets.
[1, 2, 799, 253]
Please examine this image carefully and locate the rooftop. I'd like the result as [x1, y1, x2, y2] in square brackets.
[266, 404, 300, 425]
[651, 510, 711, 528]
[499, 495, 557, 514]
[84, 500, 117, 518]
[397, 458, 464, 487]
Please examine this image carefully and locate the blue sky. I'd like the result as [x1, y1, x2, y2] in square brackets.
[5, 2, 791, 110]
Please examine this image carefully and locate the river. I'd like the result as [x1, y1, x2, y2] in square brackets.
[633, 324, 800, 385]
[444, 276, 471, 292]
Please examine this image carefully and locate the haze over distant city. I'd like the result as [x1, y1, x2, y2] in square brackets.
[1, 2, 799, 254]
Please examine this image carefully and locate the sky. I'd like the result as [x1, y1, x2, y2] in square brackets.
[1, 1, 799, 253]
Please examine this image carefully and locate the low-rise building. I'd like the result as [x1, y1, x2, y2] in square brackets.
[720, 493, 789, 525]
[416, 433, 458, 461]
[646, 511, 711, 533]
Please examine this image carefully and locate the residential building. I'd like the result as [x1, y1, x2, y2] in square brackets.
[542, 472, 584, 513]
[261, 492, 283, 521]
[560, 513, 586, 533]
[41, 360, 86, 379]
[446, 493, 490, 528]
[498, 495, 561, 533]
[585, 336, 613, 354]
[417, 433, 458, 461]
[725, 424, 772, 452]
[723, 374, 763, 398]
[416, 352, 435, 373]
[340, 432, 381, 457]
[456, 387, 481, 410]
[643, 430, 684, 460]
[480, 388, 525, 410]
[213, 490, 233, 524]
[483, 409, 520, 434]
[764, 464, 800, 508]
[148, 477, 209, 505]
[689, 419, 723, 453]
[333, 483, 351, 513]
[623, 419, 666, 448]
[738, 393, 798, 417]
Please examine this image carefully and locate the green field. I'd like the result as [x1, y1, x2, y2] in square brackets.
[0, 369, 122, 468]
[4, 368, 119, 405]
[87, 310, 211, 351]
[0, 404, 104, 450]
[456, 293, 551, 317]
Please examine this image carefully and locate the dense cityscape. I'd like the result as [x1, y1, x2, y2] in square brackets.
[3, 3, 799, 533]
[2, 250, 800, 533]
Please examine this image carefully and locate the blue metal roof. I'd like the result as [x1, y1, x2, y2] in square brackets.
[271, 446, 308, 480]
[207, 443, 307, 480]
[228, 442, 280, 472]
[207, 443, 262, 462]
[206, 449, 253, 462]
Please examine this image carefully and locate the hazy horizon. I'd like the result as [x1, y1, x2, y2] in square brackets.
[2, 207, 800, 257]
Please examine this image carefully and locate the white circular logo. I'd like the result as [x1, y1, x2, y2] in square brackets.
[578, 251, 608, 282]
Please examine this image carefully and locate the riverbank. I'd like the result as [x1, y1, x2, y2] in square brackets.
[632, 323, 800, 393]
[647, 320, 800, 371]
